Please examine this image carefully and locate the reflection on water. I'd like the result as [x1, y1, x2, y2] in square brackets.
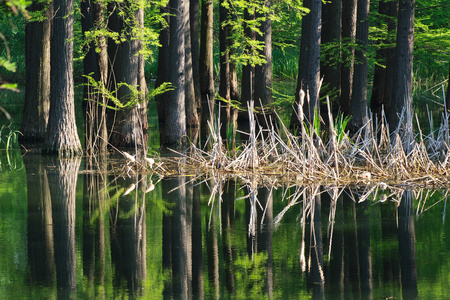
[1, 153, 450, 298]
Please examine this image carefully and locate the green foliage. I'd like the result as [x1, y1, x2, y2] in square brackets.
[333, 112, 351, 145]
[83, 74, 174, 110]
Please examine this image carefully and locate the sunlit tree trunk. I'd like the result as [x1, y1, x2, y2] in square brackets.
[200, 0, 215, 144]
[389, 0, 415, 129]
[163, 0, 187, 147]
[185, 1, 199, 145]
[107, 1, 148, 148]
[43, 0, 82, 156]
[349, 0, 370, 132]
[21, 1, 51, 143]
[291, 0, 322, 129]
[340, 0, 357, 116]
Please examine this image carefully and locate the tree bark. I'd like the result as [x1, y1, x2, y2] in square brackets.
[340, 0, 357, 116]
[349, 0, 370, 132]
[20, 0, 51, 144]
[388, 0, 415, 129]
[156, 7, 170, 139]
[383, 2, 398, 117]
[107, 1, 148, 149]
[320, 0, 341, 119]
[371, 1, 397, 119]
[291, 0, 322, 129]
[163, 0, 187, 147]
[185, 0, 199, 145]
[200, 0, 215, 144]
[254, 0, 274, 129]
[43, 0, 82, 157]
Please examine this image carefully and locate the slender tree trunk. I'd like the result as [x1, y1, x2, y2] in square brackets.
[200, 0, 215, 144]
[349, 0, 370, 132]
[291, 0, 322, 129]
[389, 0, 415, 129]
[254, 0, 273, 129]
[340, 0, 357, 116]
[43, 0, 82, 156]
[21, 1, 51, 143]
[320, 0, 341, 119]
[163, 0, 187, 147]
[185, 1, 199, 145]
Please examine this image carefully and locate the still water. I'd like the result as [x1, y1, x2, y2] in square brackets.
[0, 149, 449, 299]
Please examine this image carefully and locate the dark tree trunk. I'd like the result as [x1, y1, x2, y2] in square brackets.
[291, 0, 322, 129]
[156, 8, 170, 139]
[254, 0, 274, 129]
[200, 0, 215, 144]
[371, 1, 397, 119]
[388, 0, 415, 129]
[43, 0, 82, 157]
[185, 0, 199, 145]
[340, 0, 357, 116]
[190, 0, 201, 110]
[383, 2, 398, 117]
[107, 3, 148, 149]
[20, 1, 51, 143]
[349, 0, 370, 132]
[320, 0, 341, 119]
[81, 0, 108, 155]
[163, 0, 187, 147]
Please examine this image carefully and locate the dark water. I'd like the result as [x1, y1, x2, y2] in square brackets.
[0, 150, 449, 299]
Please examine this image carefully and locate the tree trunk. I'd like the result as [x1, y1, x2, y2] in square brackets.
[340, 0, 357, 116]
[349, 0, 370, 132]
[320, 0, 341, 120]
[185, 1, 199, 145]
[107, 2, 148, 149]
[43, 0, 82, 157]
[371, 1, 397, 119]
[163, 0, 187, 147]
[239, 8, 255, 132]
[200, 0, 215, 144]
[291, 0, 322, 129]
[254, 0, 273, 129]
[156, 7, 170, 139]
[21, 1, 51, 144]
[383, 2, 398, 117]
[388, 0, 415, 129]
[81, 0, 108, 155]
[190, 0, 201, 111]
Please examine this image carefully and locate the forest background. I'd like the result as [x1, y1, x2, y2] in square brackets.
[0, 0, 449, 157]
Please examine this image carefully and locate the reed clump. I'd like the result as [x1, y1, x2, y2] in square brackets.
[177, 92, 450, 187]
